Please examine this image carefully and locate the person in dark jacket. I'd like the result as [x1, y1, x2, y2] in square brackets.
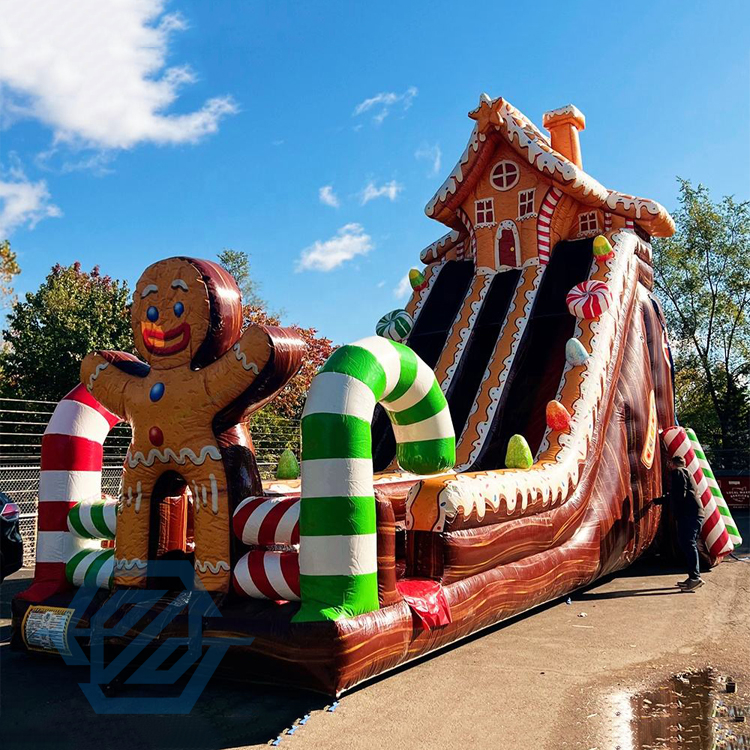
[668, 455, 705, 590]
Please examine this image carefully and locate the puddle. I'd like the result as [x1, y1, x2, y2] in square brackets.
[619, 669, 749, 749]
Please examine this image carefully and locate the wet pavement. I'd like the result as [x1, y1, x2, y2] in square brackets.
[617, 668, 749, 749]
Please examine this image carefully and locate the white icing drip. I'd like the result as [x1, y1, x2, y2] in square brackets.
[209, 473, 219, 514]
[420, 229, 463, 263]
[542, 104, 585, 127]
[114, 558, 147, 570]
[127, 444, 222, 468]
[233, 343, 260, 373]
[87, 362, 109, 392]
[194, 559, 230, 574]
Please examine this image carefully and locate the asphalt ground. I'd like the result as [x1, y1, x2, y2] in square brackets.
[1, 509, 748, 750]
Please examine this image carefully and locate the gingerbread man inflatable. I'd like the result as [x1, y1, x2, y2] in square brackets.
[81, 257, 305, 592]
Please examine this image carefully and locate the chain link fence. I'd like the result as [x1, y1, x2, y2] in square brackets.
[0, 397, 300, 566]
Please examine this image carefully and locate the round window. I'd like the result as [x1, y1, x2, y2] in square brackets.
[490, 160, 520, 191]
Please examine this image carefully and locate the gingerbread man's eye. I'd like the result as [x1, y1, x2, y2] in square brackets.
[173, 301, 184, 317]
[146, 306, 159, 322]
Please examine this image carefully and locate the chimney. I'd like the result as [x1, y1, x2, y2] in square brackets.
[542, 105, 586, 168]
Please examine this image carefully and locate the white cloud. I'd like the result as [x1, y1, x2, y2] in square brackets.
[353, 86, 417, 124]
[393, 274, 411, 300]
[319, 185, 340, 208]
[0, 0, 238, 151]
[0, 162, 61, 236]
[415, 143, 442, 176]
[296, 223, 373, 272]
[360, 180, 404, 205]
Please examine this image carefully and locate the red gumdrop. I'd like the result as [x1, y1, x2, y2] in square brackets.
[546, 400, 572, 432]
[148, 426, 164, 446]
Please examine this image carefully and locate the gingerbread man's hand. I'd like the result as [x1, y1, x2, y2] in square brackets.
[81, 350, 148, 420]
[203, 324, 273, 409]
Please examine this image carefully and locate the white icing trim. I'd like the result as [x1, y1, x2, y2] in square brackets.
[126, 444, 222, 468]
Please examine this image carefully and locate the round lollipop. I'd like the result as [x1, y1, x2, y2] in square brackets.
[566, 280, 612, 320]
[376, 308, 414, 342]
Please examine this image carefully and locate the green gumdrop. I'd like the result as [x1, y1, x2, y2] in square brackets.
[276, 448, 300, 480]
[505, 434, 533, 470]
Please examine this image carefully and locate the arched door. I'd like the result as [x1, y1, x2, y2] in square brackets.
[495, 220, 521, 269]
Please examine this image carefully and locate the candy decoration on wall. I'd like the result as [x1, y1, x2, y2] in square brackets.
[505, 434, 533, 470]
[546, 400, 572, 432]
[566, 280, 612, 320]
[17, 384, 121, 603]
[296, 336, 455, 622]
[409, 268, 428, 291]
[232, 495, 300, 546]
[565, 337, 590, 366]
[233, 550, 300, 601]
[67, 499, 117, 540]
[592, 235, 615, 261]
[376, 309, 414, 342]
[276, 448, 300, 480]
[684, 428, 742, 548]
[662, 426, 733, 558]
[65, 547, 114, 589]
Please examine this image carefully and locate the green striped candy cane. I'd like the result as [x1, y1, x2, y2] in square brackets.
[66, 548, 115, 589]
[294, 336, 455, 622]
[68, 499, 117, 540]
[685, 428, 742, 548]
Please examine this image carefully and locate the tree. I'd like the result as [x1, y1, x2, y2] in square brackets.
[653, 179, 750, 467]
[217, 249, 265, 308]
[1, 239, 21, 307]
[0, 262, 134, 401]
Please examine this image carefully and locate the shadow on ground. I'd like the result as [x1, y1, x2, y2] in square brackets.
[1, 536, 747, 750]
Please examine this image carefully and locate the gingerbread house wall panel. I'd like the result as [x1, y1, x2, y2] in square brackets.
[458, 143, 550, 271]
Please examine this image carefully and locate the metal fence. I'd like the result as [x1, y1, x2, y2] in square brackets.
[0, 397, 300, 566]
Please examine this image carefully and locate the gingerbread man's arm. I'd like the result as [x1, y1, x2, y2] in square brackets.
[81, 350, 149, 419]
[203, 324, 274, 410]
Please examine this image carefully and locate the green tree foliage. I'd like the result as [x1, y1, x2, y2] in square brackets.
[0, 239, 21, 306]
[217, 248, 265, 307]
[0, 262, 134, 400]
[653, 180, 750, 467]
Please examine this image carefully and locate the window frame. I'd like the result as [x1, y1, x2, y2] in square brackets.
[475, 198, 496, 227]
[578, 211, 599, 235]
[489, 160, 520, 192]
[517, 188, 536, 220]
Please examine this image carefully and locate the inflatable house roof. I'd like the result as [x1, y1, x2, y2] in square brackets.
[419, 95, 675, 270]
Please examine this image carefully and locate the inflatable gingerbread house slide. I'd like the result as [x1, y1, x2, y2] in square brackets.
[12, 94, 741, 695]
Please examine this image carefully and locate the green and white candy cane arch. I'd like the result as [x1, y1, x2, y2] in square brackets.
[295, 336, 455, 622]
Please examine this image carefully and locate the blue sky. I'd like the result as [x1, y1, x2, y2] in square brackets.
[1, 0, 748, 344]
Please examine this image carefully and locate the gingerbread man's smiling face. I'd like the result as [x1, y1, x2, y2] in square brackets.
[131, 258, 211, 369]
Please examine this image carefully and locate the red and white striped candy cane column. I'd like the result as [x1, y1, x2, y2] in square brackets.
[662, 426, 732, 559]
[231, 495, 301, 600]
[233, 549, 300, 601]
[232, 495, 299, 546]
[18, 384, 121, 602]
